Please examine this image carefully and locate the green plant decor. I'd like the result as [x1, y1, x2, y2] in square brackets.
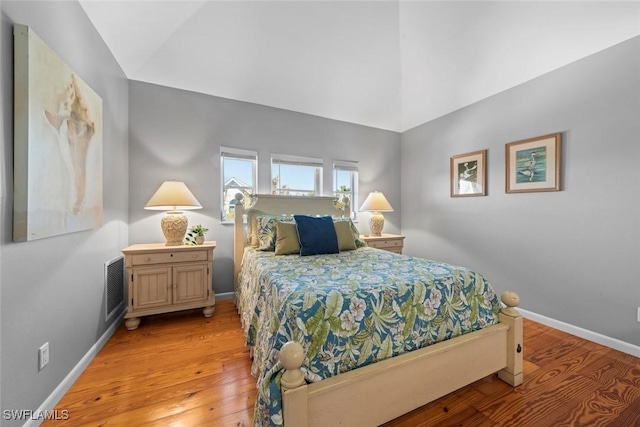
[185, 224, 209, 245]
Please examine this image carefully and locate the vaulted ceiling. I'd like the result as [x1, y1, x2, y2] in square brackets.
[80, 1, 640, 132]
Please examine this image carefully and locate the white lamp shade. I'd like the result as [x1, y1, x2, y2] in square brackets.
[144, 181, 202, 211]
[359, 191, 393, 212]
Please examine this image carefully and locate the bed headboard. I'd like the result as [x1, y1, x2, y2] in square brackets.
[233, 193, 344, 290]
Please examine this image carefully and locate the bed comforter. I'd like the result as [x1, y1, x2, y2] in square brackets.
[237, 247, 502, 426]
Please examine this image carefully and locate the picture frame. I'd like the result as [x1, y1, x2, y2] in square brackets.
[505, 133, 562, 193]
[450, 149, 487, 197]
[13, 25, 103, 241]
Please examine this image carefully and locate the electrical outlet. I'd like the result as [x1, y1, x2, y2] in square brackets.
[637, 307, 640, 323]
[39, 342, 49, 370]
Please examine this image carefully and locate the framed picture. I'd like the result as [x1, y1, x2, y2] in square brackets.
[13, 25, 103, 241]
[506, 133, 562, 193]
[450, 150, 487, 197]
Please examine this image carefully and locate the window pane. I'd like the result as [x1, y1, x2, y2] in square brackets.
[224, 158, 253, 184]
[335, 170, 352, 193]
[222, 148, 256, 221]
[271, 155, 322, 196]
[333, 161, 358, 219]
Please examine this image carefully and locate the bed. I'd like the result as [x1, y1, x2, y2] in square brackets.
[233, 194, 523, 426]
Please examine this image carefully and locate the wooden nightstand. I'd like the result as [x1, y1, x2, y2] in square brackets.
[360, 234, 405, 254]
[122, 242, 216, 330]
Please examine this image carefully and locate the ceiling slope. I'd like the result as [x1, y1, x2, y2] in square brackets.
[80, 1, 640, 132]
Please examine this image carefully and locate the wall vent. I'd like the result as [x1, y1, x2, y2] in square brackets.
[105, 255, 125, 322]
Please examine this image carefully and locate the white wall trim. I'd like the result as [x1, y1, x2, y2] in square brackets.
[215, 292, 234, 301]
[519, 308, 640, 358]
[24, 308, 126, 427]
[26, 294, 233, 426]
[25, 302, 638, 427]
[26, 293, 235, 426]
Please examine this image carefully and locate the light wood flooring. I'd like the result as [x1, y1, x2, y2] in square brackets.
[44, 300, 640, 426]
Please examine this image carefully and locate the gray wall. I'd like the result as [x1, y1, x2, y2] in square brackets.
[401, 36, 640, 347]
[0, 0, 635, 419]
[0, 1, 129, 423]
[129, 81, 401, 296]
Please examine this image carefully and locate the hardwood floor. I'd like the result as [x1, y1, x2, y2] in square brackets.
[44, 300, 640, 426]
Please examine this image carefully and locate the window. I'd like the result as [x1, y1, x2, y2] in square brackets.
[271, 154, 323, 196]
[333, 160, 359, 219]
[221, 147, 257, 221]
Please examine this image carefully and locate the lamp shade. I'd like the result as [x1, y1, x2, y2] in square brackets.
[359, 191, 393, 212]
[144, 181, 202, 211]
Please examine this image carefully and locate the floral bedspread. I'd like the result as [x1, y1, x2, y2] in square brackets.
[237, 247, 502, 426]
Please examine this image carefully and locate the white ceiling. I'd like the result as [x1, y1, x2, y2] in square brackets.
[79, 1, 640, 132]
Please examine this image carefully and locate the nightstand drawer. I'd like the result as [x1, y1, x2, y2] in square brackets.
[382, 247, 403, 254]
[360, 234, 405, 254]
[369, 239, 403, 249]
[131, 250, 208, 266]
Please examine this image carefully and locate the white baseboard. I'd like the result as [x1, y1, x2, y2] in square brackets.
[27, 293, 234, 424]
[27, 295, 234, 426]
[215, 292, 234, 301]
[519, 308, 640, 358]
[24, 308, 126, 427]
[30, 300, 636, 427]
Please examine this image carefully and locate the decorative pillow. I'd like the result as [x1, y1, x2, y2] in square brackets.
[247, 209, 269, 248]
[257, 215, 294, 251]
[294, 215, 339, 256]
[275, 221, 301, 255]
[344, 218, 367, 248]
[334, 220, 357, 251]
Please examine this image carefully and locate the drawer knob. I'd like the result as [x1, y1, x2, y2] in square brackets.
[144, 257, 151, 262]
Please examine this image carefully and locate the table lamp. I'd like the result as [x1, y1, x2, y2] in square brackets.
[144, 181, 202, 246]
[359, 191, 393, 236]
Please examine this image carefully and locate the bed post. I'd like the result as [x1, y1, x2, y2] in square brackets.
[233, 193, 245, 301]
[280, 342, 308, 427]
[498, 291, 523, 386]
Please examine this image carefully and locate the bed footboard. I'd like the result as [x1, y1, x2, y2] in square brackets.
[497, 290, 523, 386]
[279, 291, 523, 427]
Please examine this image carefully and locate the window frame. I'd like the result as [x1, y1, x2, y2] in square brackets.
[333, 160, 359, 219]
[220, 146, 257, 222]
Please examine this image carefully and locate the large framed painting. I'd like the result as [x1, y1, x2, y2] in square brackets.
[505, 133, 562, 194]
[450, 149, 487, 197]
[13, 25, 103, 241]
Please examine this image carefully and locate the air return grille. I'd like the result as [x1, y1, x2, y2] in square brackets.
[105, 256, 125, 322]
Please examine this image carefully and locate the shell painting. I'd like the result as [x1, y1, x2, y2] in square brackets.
[14, 25, 103, 241]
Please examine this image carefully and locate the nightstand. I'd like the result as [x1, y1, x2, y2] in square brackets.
[122, 242, 216, 330]
[360, 234, 405, 254]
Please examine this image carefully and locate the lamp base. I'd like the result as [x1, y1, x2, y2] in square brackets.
[161, 211, 188, 246]
[368, 212, 385, 236]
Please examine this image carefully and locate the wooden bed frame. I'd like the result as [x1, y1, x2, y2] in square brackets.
[233, 194, 523, 426]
